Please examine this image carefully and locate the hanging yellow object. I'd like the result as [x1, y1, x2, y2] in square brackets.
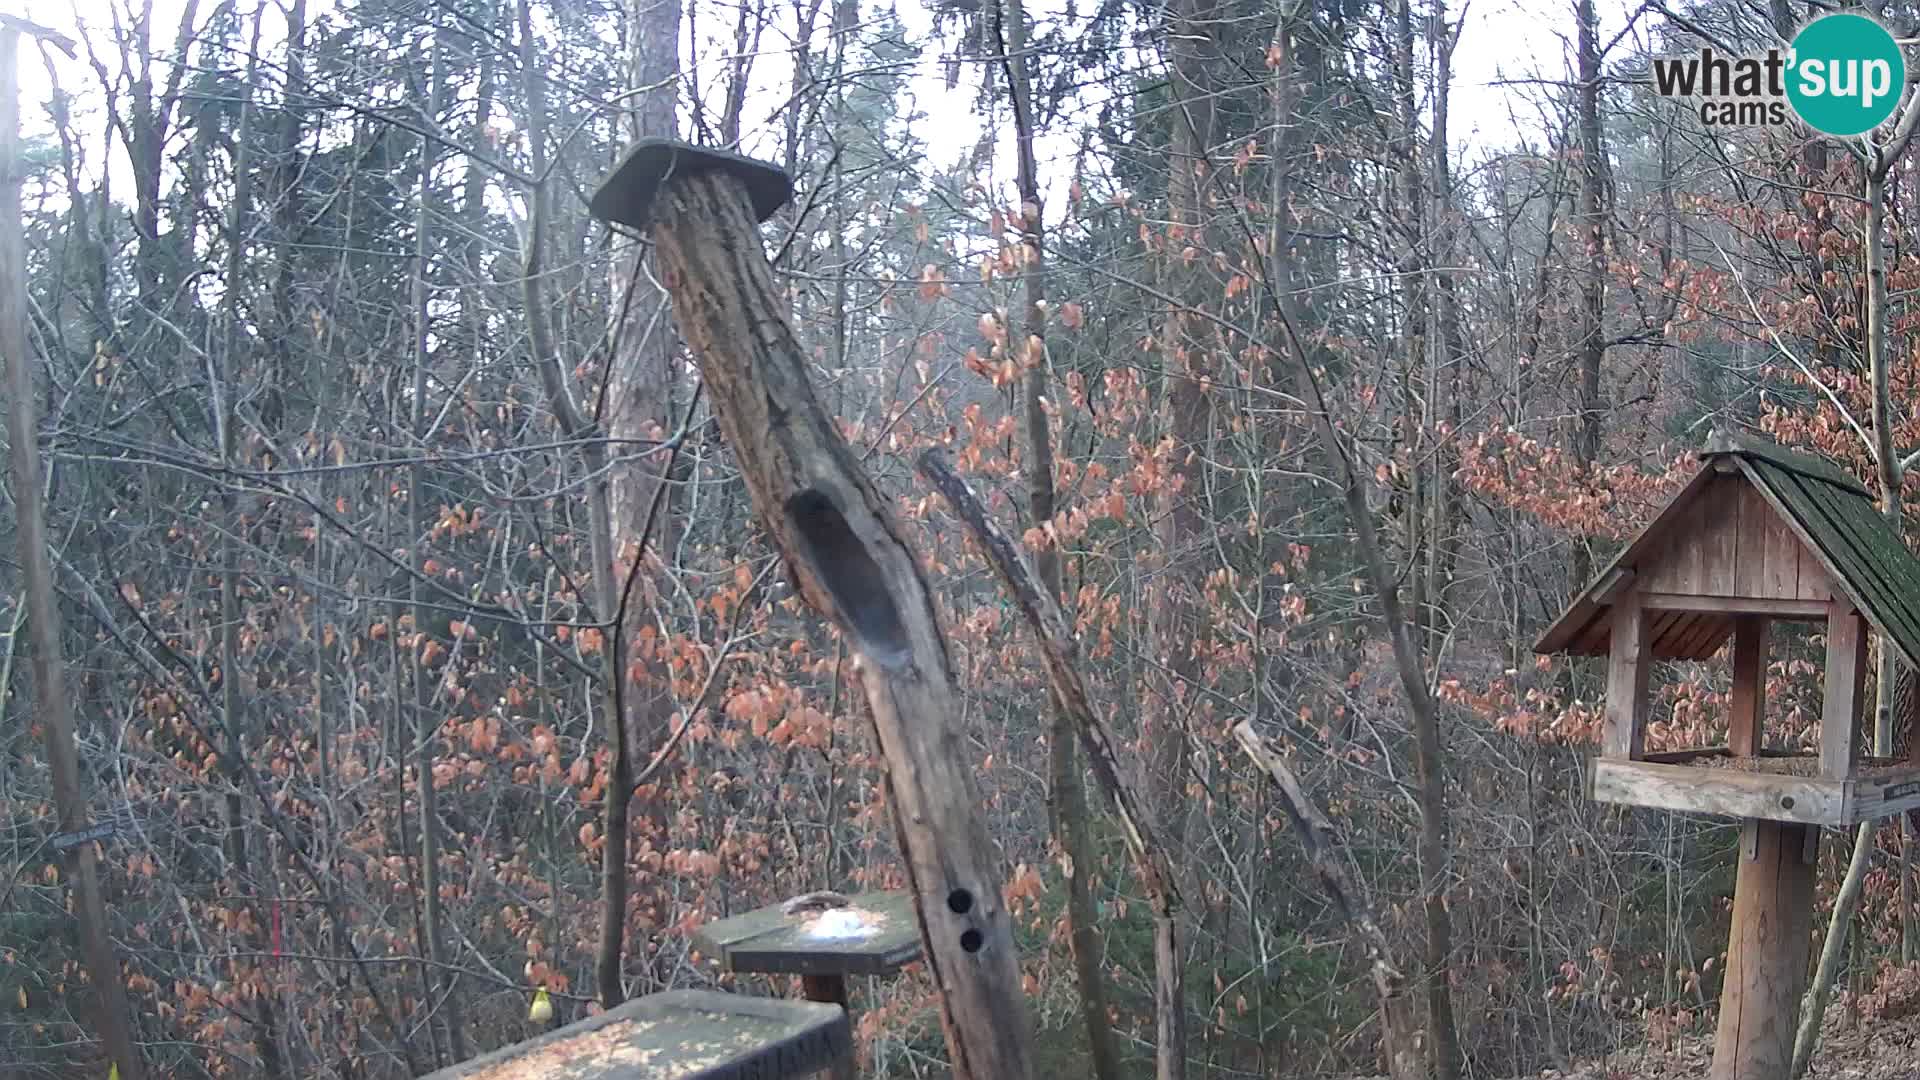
[528, 988, 552, 1024]
[15, 986, 24, 1009]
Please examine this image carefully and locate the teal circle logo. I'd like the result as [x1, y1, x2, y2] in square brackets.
[1787, 13, 1906, 137]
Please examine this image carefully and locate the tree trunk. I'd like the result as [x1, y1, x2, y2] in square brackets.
[0, 24, 146, 1080]
[600, 0, 685, 1000]
[514, 0, 636, 1009]
[215, 12, 289, 1073]
[993, 0, 1121, 1075]
[634, 153, 1038, 1080]
[1795, 124, 1919, 1075]
[1152, 0, 1216, 1064]
[1571, 0, 1608, 594]
[409, 21, 467, 1063]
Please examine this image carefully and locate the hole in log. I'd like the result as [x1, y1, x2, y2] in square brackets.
[960, 928, 984, 953]
[947, 889, 973, 914]
[785, 489, 910, 669]
[1780, 796, 1796, 810]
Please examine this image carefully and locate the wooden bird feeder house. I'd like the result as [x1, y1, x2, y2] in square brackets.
[1536, 430, 1920, 1080]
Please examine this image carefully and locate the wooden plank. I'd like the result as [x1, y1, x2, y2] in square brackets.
[1535, 463, 1720, 655]
[1734, 482, 1771, 599]
[1674, 612, 1729, 659]
[1694, 624, 1736, 661]
[1844, 764, 1920, 824]
[1642, 746, 1733, 764]
[1640, 504, 1689, 594]
[1605, 593, 1650, 759]
[422, 989, 852, 1080]
[1667, 497, 1706, 595]
[1761, 493, 1801, 600]
[1666, 611, 1712, 661]
[1637, 594, 1828, 617]
[1735, 459, 1846, 609]
[1655, 610, 1701, 658]
[1594, 567, 1636, 603]
[1575, 619, 1610, 656]
[1702, 477, 1739, 595]
[1730, 616, 1768, 756]
[1589, 758, 1846, 825]
[1822, 605, 1867, 780]
[693, 890, 922, 977]
[1709, 820, 1818, 1080]
[1796, 542, 1831, 601]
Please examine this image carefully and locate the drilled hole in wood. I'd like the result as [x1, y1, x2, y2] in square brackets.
[947, 889, 973, 915]
[785, 489, 910, 669]
[960, 928, 984, 953]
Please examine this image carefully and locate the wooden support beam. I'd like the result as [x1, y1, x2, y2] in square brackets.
[1709, 820, 1817, 1080]
[1595, 566, 1635, 604]
[800, 976, 854, 1080]
[1822, 605, 1868, 780]
[1637, 594, 1829, 618]
[595, 139, 1036, 1080]
[1730, 616, 1768, 757]
[1588, 759, 1843, 825]
[1605, 592, 1650, 759]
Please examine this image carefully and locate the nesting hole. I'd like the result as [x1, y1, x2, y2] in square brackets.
[785, 489, 910, 669]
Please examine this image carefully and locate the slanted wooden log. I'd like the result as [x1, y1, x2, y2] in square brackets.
[590, 139, 1036, 1080]
[916, 451, 1185, 1079]
[1233, 723, 1425, 1080]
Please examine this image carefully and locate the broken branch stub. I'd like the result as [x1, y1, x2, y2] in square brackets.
[591, 139, 1037, 1080]
[1233, 721, 1424, 1080]
[916, 450, 1178, 908]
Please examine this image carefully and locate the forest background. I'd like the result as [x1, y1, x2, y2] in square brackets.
[4, 0, 1919, 1076]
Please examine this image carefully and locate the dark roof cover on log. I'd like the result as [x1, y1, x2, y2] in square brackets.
[1533, 430, 1920, 670]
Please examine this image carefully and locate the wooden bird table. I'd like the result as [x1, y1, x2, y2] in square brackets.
[694, 892, 922, 1080]
[423, 989, 851, 1080]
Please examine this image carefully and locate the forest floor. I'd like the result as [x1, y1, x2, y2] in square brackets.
[1527, 1004, 1920, 1079]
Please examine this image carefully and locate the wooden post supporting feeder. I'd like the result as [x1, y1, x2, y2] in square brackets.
[1536, 431, 1920, 1080]
[589, 139, 1038, 1080]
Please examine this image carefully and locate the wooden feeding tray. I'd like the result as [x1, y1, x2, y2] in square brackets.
[1589, 748, 1920, 826]
[693, 891, 921, 979]
[423, 989, 851, 1080]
